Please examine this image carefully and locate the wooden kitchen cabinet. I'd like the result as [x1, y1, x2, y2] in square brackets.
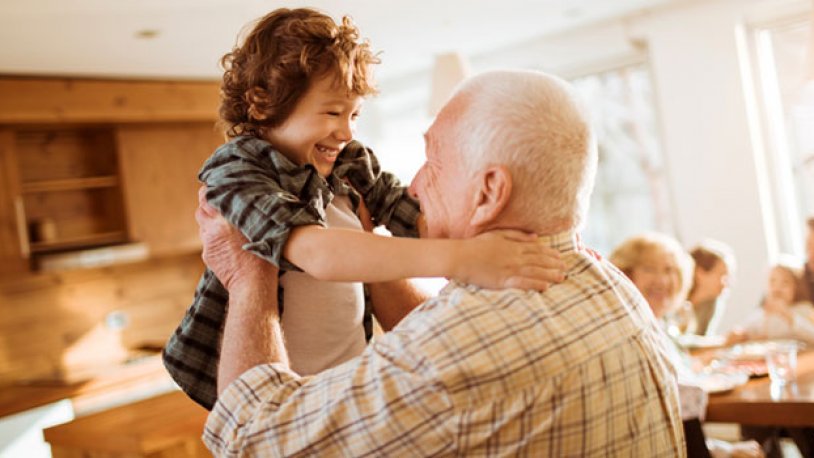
[17, 127, 129, 253]
[117, 123, 222, 257]
[0, 76, 221, 272]
[0, 129, 27, 277]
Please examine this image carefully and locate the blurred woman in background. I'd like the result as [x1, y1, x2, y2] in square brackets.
[687, 239, 736, 336]
[611, 232, 762, 458]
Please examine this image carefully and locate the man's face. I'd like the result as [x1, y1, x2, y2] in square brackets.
[264, 74, 363, 178]
[408, 102, 475, 239]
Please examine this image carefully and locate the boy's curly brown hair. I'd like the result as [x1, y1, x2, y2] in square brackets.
[219, 8, 380, 138]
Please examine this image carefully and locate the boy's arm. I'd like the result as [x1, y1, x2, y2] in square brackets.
[199, 138, 329, 271]
[284, 226, 563, 291]
[336, 141, 420, 237]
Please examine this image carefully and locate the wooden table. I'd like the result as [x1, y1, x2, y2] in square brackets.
[706, 350, 814, 426]
[43, 390, 210, 458]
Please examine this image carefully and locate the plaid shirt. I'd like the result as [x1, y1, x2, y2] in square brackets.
[162, 136, 420, 410]
[204, 232, 686, 457]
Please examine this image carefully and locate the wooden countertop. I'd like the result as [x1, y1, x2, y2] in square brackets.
[43, 390, 209, 455]
[0, 354, 170, 418]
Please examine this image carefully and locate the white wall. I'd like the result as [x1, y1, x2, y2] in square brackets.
[634, 0, 773, 330]
[361, 0, 811, 332]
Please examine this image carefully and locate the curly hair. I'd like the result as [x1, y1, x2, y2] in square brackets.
[219, 8, 380, 138]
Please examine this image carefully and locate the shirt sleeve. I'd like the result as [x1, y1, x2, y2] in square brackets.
[335, 141, 421, 238]
[200, 137, 330, 271]
[203, 336, 456, 457]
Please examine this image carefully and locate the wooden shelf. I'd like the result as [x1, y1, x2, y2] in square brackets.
[29, 231, 127, 253]
[22, 175, 119, 193]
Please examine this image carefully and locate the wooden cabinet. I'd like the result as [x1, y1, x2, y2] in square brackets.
[0, 129, 27, 277]
[117, 123, 222, 257]
[0, 76, 221, 272]
[16, 127, 129, 254]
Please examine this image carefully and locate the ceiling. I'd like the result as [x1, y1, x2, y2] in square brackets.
[0, 0, 689, 82]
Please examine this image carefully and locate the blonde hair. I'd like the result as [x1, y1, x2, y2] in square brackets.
[610, 232, 695, 303]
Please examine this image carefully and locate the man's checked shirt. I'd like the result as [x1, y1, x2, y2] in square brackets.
[204, 231, 686, 457]
[162, 136, 420, 410]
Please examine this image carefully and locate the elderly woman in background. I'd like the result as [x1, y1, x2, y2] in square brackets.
[611, 232, 762, 458]
[610, 232, 696, 335]
[688, 240, 736, 336]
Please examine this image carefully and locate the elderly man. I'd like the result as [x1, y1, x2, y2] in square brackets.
[200, 70, 685, 456]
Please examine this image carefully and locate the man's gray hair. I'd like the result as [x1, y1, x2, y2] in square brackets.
[450, 70, 597, 232]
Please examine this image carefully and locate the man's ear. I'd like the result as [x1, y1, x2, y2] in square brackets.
[470, 165, 512, 229]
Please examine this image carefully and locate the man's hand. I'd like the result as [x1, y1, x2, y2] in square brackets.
[196, 186, 276, 292]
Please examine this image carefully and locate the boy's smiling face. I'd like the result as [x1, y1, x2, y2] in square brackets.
[264, 74, 363, 177]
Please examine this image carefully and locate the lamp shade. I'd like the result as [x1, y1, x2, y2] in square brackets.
[428, 52, 471, 116]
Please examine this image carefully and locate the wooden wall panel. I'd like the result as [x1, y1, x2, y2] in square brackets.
[0, 78, 220, 124]
[0, 254, 204, 383]
[0, 129, 27, 275]
[16, 129, 118, 182]
[117, 123, 223, 257]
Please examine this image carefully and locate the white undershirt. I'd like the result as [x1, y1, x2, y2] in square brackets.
[279, 195, 367, 375]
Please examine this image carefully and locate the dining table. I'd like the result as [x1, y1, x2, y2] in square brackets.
[705, 350, 814, 426]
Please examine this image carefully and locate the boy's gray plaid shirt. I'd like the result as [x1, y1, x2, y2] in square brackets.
[162, 136, 420, 410]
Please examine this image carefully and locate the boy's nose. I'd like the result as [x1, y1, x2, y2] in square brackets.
[335, 119, 353, 141]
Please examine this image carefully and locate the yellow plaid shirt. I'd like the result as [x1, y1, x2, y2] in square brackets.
[204, 232, 685, 457]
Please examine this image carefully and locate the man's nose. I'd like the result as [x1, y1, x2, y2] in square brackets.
[408, 171, 422, 199]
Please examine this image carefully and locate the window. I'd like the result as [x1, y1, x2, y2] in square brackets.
[744, 14, 813, 257]
[571, 63, 675, 254]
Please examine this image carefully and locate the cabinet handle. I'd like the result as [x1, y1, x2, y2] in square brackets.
[14, 196, 30, 258]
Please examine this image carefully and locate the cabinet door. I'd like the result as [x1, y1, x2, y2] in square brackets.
[0, 129, 28, 276]
[117, 123, 222, 257]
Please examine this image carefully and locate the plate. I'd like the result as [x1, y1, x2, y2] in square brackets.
[696, 372, 749, 394]
[677, 334, 726, 349]
[720, 340, 805, 361]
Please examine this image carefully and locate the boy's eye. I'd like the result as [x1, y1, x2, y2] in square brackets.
[326, 111, 340, 116]
[351, 112, 360, 120]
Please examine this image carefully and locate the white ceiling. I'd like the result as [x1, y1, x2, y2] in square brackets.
[0, 0, 686, 82]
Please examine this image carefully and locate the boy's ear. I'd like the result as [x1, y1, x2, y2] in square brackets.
[470, 165, 512, 229]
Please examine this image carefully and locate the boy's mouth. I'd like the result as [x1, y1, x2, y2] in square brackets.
[315, 144, 340, 161]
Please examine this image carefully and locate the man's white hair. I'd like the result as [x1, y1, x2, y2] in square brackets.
[449, 70, 597, 232]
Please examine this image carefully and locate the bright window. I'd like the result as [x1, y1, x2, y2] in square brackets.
[746, 14, 813, 257]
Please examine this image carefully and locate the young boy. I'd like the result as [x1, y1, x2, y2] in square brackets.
[163, 7, 562, 410]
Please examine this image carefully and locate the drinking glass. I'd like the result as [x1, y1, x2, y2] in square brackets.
[765, 341, 798, 385]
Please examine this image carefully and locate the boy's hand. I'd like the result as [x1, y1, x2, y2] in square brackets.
[195, 186, 277, 294]
[455, 230, 566, 291]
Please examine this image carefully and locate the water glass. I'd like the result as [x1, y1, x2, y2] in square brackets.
[765, 341, 798, 385]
